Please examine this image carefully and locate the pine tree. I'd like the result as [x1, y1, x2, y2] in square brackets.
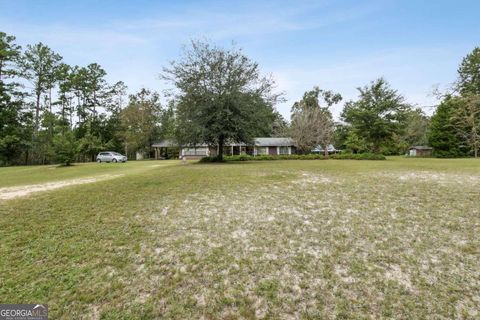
[428, 96, 468, 157]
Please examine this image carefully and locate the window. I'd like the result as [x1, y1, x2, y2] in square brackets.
[183, 148, 208, 156]
[256, 147, 267, 155]
[279, 146, 289, 155]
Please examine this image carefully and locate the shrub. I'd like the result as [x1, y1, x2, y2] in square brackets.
[199, 152, 386, 162]
[330, 152, 386, 160]
[198, 156, 225, 163]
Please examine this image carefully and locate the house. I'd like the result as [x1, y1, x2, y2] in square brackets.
[151, 139, 180, 159]
[408, 146, 433, 157]
[152, 137, 297, 160]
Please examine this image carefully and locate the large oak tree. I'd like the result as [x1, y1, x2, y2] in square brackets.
[161, 41, 280, 160]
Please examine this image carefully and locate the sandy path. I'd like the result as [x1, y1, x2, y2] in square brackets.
[0, 174, 124, 200]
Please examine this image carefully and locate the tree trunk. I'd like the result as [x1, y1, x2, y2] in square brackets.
[218, 136, 224, 161]
[34, 93, 41, 135]
[324, 145, 329, 159]
[49, 88, 52, 112]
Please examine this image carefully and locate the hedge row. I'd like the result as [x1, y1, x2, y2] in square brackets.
[199, 153, 386, 162]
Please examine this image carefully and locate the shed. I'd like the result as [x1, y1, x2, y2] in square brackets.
[408, 146, 433, 157]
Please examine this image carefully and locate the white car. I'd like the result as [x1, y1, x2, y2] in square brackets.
[96, 151, 127, 163]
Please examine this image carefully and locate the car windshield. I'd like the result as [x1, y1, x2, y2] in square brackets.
[112, 152, 122, 156]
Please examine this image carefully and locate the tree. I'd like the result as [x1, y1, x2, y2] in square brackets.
[52, 130, 78, 166]
[162, 41, 280, 160]
[291, 107, 334, 156]
[332, 123, 349, 150]
[452, 95, 480, 157]
[0, 31, 21, 80]
[0, 32, 29, 165]
[394, 108, 430, 153]
[118, 88, 162, 157]
[271, 111, 289, 137]
[457, 47, 480, 95]
[158, 100, 177, 140]
[341, 78, 410, 153]
[291, 86, 341, 116]
[428, 96, 467, 157]
[290, 87, 341, 156]
[18, 43, 62, 134]
[344, 130, 369, 153]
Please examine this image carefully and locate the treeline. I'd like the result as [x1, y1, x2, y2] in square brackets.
[289, 47, 480, 158]
[289, 80, 431, 156]
[1, 30, 479, 166]
[0, 31, 177, 166]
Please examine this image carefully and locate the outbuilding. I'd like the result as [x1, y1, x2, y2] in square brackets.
[408, 146, 433, 157]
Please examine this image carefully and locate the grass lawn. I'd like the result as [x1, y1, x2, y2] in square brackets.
[0, 158, 479, 319]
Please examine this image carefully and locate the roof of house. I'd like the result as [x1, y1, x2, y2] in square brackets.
[254, 137, 295, 147]
[151, 139, 178, 148]
[409, 146, 433, 150]
[152, 137, 296, 148]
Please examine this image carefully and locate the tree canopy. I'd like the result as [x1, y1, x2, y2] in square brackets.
[341, 78, 411, 153]
[161, 41, 281, 160]
[291, 87, 341, 155]
[457, 47, 480, 95]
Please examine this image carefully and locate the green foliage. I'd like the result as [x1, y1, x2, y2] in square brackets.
[428, 96, 468, 157]
[199, 152, 386, 162]
[18, 42, 63, 133]
[0, 31, 22, 79]
[78, 130, 105, 162]
[117, 88, 162, 158]
[271, 111, 290, 137]
[457, 47, 480, 95]
[0, 32, 30, 166]
[451, 94, 480, 157]
[0, 87, 28, 165]
[344, 130, 370, 154]
[341, 78, 411, 153]
[331, 152, 386, 160]
[162, 40, 280, 160]
[396, 108, 430, 153]
[52, 131, 78, 166]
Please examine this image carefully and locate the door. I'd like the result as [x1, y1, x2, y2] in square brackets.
[269, 147, 277, 155]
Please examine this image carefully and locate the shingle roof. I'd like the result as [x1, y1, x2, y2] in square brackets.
[151, 139, 178, 148]
[152, 137, 296, 148]
[409, 146, 433, 150]
[254, 137, 295, 147]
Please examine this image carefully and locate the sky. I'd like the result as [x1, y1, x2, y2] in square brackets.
[1, 0, 479, 120]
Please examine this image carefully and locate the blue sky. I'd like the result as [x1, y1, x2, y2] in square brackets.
[1, 0, 479, 119]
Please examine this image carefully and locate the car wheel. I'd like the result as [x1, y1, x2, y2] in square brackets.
[97, 159, 101, 163]
[112, 159, 117, 163]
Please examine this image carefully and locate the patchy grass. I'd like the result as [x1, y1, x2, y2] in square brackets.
[0, 157, 479, 319]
